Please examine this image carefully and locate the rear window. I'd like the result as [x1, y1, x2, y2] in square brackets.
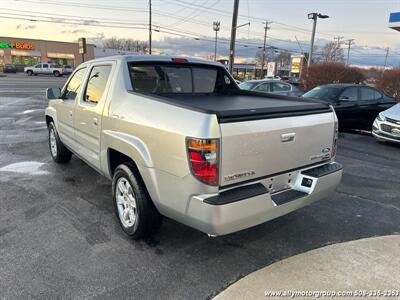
[302, 86, 343, 102]
[128, 64, 219, 94]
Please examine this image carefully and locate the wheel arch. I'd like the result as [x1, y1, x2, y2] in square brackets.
[107, 147, 161, 212]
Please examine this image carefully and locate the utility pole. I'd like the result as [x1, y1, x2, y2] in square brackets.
[333, 36, 343, 61]
[228, 0, 239, 74]
[149, 0, 152, 55]
[261, 21, 271, 79]
[384, 47, 390, 69]
[213, 21, 220, 61]
[307, 12, 329, 67]
[344, 39, 355, 65]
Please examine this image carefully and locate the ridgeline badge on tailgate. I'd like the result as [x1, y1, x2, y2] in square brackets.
[310, 147, 331, 161]
[224, 170, 256, 182]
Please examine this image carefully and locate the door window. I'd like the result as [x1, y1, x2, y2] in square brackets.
[272, 82, 291, 92]
[34, 64, 41, 68]
[63, 68, 87, 100]
[42, 64, 48, 68]
[359, 87, 375, 101]
[84, 65, 112, 104]
[373, 89, 383, 100]
[254, 82, 271, 92]
[339, 87, 358, 101]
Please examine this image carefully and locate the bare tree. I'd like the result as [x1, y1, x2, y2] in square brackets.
[103, 37, 148, 54]
[274, 51, 292, 68]
[316, 41, 345, 63]
[255, 47, 277, 66]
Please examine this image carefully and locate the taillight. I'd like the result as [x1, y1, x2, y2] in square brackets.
[186, 138, 219, 186]
[332, 118, 338, 158]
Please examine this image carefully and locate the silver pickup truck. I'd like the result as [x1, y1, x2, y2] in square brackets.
[45, 55, 342, 239]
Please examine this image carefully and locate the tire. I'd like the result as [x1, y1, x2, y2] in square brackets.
[27, 70, 33, 76]
[48, 122, 72, 163]
[53, 71, 60, 77]
[112, 162, 162, 239]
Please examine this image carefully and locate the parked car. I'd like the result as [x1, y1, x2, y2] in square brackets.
[302, 84, 396, 131]
[2, 64, 17, 73]
[62, 65, 74, 75]
[24, 63, 64, 77]
[239, 79, 303, 97]
[45, 55, 342, 239]
[372, 103, 400, 144]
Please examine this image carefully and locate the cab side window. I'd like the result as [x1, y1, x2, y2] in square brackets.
[84, 65, 112, 104]
[42, 64, 48, 69]
[339, 87, 358, 101]
[63, 68, 87, 100]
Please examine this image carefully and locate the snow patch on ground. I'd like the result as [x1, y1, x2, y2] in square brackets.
[0, 161, 49, 175]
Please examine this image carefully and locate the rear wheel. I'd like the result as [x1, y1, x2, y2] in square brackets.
[112, 162, 162, 239]
[48, 122, 72, 163]
[27, 70, 33, 76]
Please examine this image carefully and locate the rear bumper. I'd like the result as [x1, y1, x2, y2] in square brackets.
[185, 162, 342, 236]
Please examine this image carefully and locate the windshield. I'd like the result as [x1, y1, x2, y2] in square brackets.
[128, 63, 220, 94]
[303, 86, 343, 101]
[239, 81, 258, 90]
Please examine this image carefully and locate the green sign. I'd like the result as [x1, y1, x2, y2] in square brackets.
[0, 42, 12, 49]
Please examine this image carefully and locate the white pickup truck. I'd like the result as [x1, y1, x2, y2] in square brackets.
[25, 63, 64, 77]
[45, 55, 342, 239]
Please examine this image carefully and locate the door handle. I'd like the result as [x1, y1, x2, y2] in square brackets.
[69, 110, 73, 117]
[93, 118, 98, 126]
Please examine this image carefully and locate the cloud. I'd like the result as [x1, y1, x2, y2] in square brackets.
[61, 29, 89, 35]
[16, 24, 36, 30]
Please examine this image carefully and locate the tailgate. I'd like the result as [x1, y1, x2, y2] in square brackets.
[219, 112, 335, 187]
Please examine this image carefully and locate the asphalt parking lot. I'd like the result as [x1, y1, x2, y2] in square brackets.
[0, 74, 399, 299]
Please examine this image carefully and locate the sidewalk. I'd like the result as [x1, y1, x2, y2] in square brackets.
[214, 235, 400, 299]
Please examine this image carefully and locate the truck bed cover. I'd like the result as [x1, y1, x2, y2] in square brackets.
[141, 91, 332, 123]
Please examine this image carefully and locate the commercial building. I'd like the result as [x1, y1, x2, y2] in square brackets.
[0, 36, 95, 70]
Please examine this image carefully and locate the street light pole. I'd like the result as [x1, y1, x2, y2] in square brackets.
[213, 21, 220, 61]
[149, 0, 152, 55]
[261, 21, 271, 79]
[307, 12, 329, 67]
[228, 0, 240, 74]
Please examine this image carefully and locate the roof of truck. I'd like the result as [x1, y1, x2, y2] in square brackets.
[82, 54, 224, 67]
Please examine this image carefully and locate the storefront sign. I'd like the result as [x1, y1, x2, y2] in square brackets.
[291, 57, 302, 74]
[0, 41, 34, 50]
[267, 62, 276, 77]
[78, 38, 87, 54]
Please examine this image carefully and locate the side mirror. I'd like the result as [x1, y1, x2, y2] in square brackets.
[46, 87, 61, 100]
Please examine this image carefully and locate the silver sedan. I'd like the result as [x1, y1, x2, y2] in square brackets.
[239, 79, 303, 97]
[372, 103, 400, 144]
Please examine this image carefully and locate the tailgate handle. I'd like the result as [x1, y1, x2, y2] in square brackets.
[281, 133, 295, 143]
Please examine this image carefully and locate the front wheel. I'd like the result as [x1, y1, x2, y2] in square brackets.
[48, 122, 72, 163]
[53, 71, 60, 77]
[112, 163, 162, 239]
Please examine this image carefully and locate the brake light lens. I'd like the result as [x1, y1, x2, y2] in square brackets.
[171, 58, 188, 63]
[187, 138, 219, 186]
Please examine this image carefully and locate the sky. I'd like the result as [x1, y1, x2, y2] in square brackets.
[1, 0, 400, 66]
